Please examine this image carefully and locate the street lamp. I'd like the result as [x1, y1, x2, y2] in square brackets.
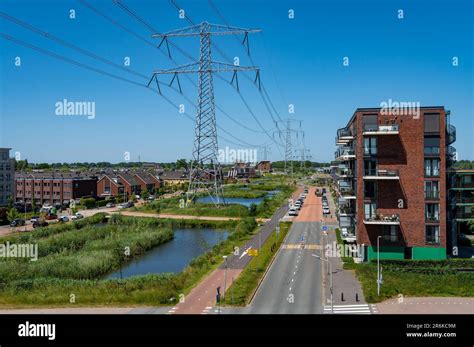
[377, 235, 382, 296]
[223, 255, 228, 301]
[312, 254, 333, 314]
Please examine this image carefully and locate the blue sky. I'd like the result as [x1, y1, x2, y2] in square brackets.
[0, 0, 473, 163]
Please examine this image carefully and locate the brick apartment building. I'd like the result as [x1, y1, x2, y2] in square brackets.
[0, 148, 14, 206]
[15, 172, 98, 207]
[334, 107, 455, 260]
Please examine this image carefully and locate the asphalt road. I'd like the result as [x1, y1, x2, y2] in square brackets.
[245, 221, 323, 314]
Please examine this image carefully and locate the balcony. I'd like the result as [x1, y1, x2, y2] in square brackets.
[455, 196, 474, 205]
[446, 146, 457, 166]
[363, 124, 399, 135]
[363, 169, 400, 180]
[455, 210, 474, 221]
[364, 213, 400, 225]
[424, 146, 440, 157]
[339, 205, 355, 216]
[336, 128, 354, 145]
[335, 147, 355, 161]
[340, 191, 356, 200]
[337, 168, 354, 178]
[447, 124, 456, 145]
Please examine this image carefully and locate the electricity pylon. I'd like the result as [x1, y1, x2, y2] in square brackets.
[149, 22, 261, 206]
[274, 119, 303, 176]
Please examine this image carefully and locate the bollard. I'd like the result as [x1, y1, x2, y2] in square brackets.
[356, 293, 359, 302]
[341, 292, 344, 302]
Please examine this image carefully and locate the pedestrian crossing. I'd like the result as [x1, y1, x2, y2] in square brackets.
[323, 304, 377, 314]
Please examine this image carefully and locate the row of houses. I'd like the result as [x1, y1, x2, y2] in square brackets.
[11, 161, 273, 207]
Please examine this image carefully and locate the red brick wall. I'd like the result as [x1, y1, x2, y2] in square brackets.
[354, 108, 446, 249]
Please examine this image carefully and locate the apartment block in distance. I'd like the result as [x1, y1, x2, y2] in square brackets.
[0, 148, 14, 206]
[334, 107, 456, 261]
[15, 172, 98, 207]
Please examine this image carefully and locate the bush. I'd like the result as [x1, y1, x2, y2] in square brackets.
[80, 197, 96, 209]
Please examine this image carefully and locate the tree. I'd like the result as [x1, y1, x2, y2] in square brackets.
[7, 208, 20, 222]
[176, 158, 189, 170]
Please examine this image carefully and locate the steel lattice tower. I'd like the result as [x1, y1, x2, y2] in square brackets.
[285, 119, 293, 175]
[150, 22, 261, 206]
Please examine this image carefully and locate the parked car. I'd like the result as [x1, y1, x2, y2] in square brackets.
[58, 216, 69, 223]
[45, 214, 58, 221]
[105, 202, 115, 208]
[289, 207, 298, 216]
[10, 218, 25, 227]
[33, 220, 49, 228]
[30, 216, 40, 223]
[323, 207, 330, 214]
[71, 213, 84, 220]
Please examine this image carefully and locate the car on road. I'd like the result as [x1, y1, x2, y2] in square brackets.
[58, 216, 69, 223]
[10, 218, 25, 227]
[323, 207, 330, 214]
[71, 213, 84, 220]
[45, 213, 58, 221]
[30, 216, 40, 223]
[105, 202, 115, 208]
[289, 207, 298, 216]
[33, 220, 49, 228]
[117, 201, 134, 209]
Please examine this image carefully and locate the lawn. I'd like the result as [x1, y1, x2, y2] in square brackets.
[354, 259, 474, 303]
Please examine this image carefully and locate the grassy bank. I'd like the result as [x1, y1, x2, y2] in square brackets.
[135, 183, 295, 219]
[222, 221, 292, 306]
[355, 259, 474, 303]
[0, 214, 257, 307]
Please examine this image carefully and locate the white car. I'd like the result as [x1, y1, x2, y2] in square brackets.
[289, 208, 298, 216]
[323, 207, 330, 214]
[71, 213, 84, 220]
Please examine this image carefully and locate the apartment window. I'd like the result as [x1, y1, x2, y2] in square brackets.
[424, 137, 440, 155]
[425, 203, 440, 222]
[383, 225, 398, 243]
[364, 137, 377, 156]
[463, 175, 472, 184]
[364, 181, 377, 199]
[426, 225, 440, 244]
[424, 113, 440, 133]
[424, 159, 440, 177]
[364, 202, 377, 220]
[424, 181, 439, 199]
[364, 159, 377, 176]
[363, 114, 378, 131]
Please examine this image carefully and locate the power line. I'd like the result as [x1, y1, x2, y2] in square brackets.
[78, 0, 268, 139]
[0, 32, 253, 149]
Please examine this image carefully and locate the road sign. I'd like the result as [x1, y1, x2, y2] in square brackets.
[248, 249, 258, 257]
[322, 226, 328, 231]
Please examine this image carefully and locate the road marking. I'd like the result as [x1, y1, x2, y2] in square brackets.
[323, 304, 377, 314]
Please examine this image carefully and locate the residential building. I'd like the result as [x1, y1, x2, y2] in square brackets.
[448, 169, 474, 253]
[256, 160, 272, 173]
[0, 148, 14, 206]
[96, 174, 125, 198]
[158, 170, 189, 185]
[228, 163, 257, 179]
[15, 172, 98, 207]
[133, 171, 161, 193]
[334, 107, 455, 260]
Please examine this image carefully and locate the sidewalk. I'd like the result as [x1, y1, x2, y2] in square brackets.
[376, 297, 474, 314]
